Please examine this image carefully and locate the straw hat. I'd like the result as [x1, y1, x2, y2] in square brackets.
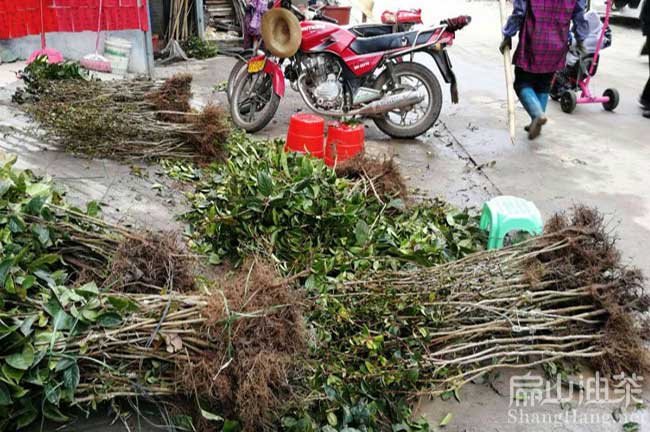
[353, 0, 375, 19]
[261, 8, 302, 59]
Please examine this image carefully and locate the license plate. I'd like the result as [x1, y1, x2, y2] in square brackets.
[248, 58, 266, 74]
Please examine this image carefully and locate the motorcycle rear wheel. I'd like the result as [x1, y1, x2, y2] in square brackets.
[372, 62, 442, 139]
[230, 69, 281, 133]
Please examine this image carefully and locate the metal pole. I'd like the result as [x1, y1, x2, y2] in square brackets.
[498, 0, 517, 144]
[195, 0, 205, 40]
[141, 0, 156, 78]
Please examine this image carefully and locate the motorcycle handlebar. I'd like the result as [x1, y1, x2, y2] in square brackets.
[317, 14, 338, 24]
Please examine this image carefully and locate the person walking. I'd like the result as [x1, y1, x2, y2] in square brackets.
[500, 0, 589, 139]
[641, 0, 650, 118]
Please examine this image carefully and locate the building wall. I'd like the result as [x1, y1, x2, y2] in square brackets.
[0, 0, 152, 75]
[0, 30, 150, 74]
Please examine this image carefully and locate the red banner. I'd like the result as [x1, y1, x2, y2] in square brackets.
[0, 0, 149, 39]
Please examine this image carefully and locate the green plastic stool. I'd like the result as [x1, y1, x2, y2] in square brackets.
[480, 196, 543, 250]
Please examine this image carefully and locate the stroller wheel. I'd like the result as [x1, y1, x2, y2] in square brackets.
[602, 88, 620, 112]
[560, 91, 577, 114]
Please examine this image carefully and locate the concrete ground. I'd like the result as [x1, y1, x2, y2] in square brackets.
[1, 0, 650, 430]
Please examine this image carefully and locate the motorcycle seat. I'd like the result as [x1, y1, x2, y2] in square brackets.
[348, 24, 395, 38]
[350, 30, 435, 55]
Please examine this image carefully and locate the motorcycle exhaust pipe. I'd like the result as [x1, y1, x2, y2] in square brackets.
[348, 91, 425, 116]
[297, 74, 424, 117]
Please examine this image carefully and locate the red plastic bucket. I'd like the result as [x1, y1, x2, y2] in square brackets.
[285, 113, 325, 158]
[325, 122, 365, 167]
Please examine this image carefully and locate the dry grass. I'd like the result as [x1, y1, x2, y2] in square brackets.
[335, 153, 408, 200]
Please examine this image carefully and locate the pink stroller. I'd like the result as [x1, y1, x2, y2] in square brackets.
[551, 0, 620, 113]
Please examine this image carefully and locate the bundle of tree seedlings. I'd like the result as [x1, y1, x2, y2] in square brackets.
[179, 135, 650, 430]
[313, 207, 650, 409]
[15, 61, 229, 161]
[0, 157, 303, 431]
[3, 144, 649, 431]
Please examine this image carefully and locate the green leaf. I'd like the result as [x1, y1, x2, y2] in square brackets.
[26, 181, 51, 197]
[439, 412, 453, 427]
[0, 178, 15, 197]
[43, 402, 69, 422]
[0, 383, 11, 406]
[106, 296, 139, 313]
[6, 344, 35, 371]
[388, 199, 406, 210]
[623, 423, 640, 432]
[55, 358, 75, 372]
[354, 220, 370, 246]
[8, 216, 25, 233]
[199, 408, 223, 422]
[97, 313, 123, 328]
[62, 363, 80, 392]
[25, 196, 47, 214]
[32, 224, 51, 246]
[52, 310, 74, 332]
[28, 254, 60, 272]
[45, 381, 62, 405]
[16, 407, 38, 429]
[18, 275, 36, 290]
[1, 364, 24, 386]
[327, 412, 337, 427]
[76, 281, 99, 296]
[0, 258, 14, 287]
[19, 316, 38, 337]
[171, 415, 196, 431]
[222, 420, 240, 432]
[81, 308, 100, 322]
[86, 201, 101, 217]
[4, 275, 15, 295]
[257, 172, 274, 196]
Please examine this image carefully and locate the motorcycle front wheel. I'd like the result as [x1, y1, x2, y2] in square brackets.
[372, 62, 443, 139]
[230, 69, 281, 133]
[227, 59, 247, 103]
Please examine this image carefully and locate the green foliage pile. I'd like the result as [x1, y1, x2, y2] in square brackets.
[183, 132, 486, 279]
[1, 157, 294, 432]
[12, 56, 83, 101]
[178, 133, 488, 430]
[0, 156, 118, 430]
[182, 37, 219, 59]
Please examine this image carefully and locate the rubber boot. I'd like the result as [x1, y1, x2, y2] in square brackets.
[537, 92, 550, 112]
[518, 87, 547, 140]
[525, 92, 550, 133]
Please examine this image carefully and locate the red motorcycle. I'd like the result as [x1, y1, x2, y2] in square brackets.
[229, 3, 471, 139]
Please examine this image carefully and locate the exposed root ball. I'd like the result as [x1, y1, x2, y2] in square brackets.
[147, 73, 193, 121]
[188, 104, 230, 161]
[107, 233, 196, 293]
[593, 307, 650, 377]
[180, 259, 305, 430]
[335, 153, 407, 199]
[536, 206, 650, 375]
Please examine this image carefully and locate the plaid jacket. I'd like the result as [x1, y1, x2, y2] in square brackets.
[505, 0, 588, 73]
